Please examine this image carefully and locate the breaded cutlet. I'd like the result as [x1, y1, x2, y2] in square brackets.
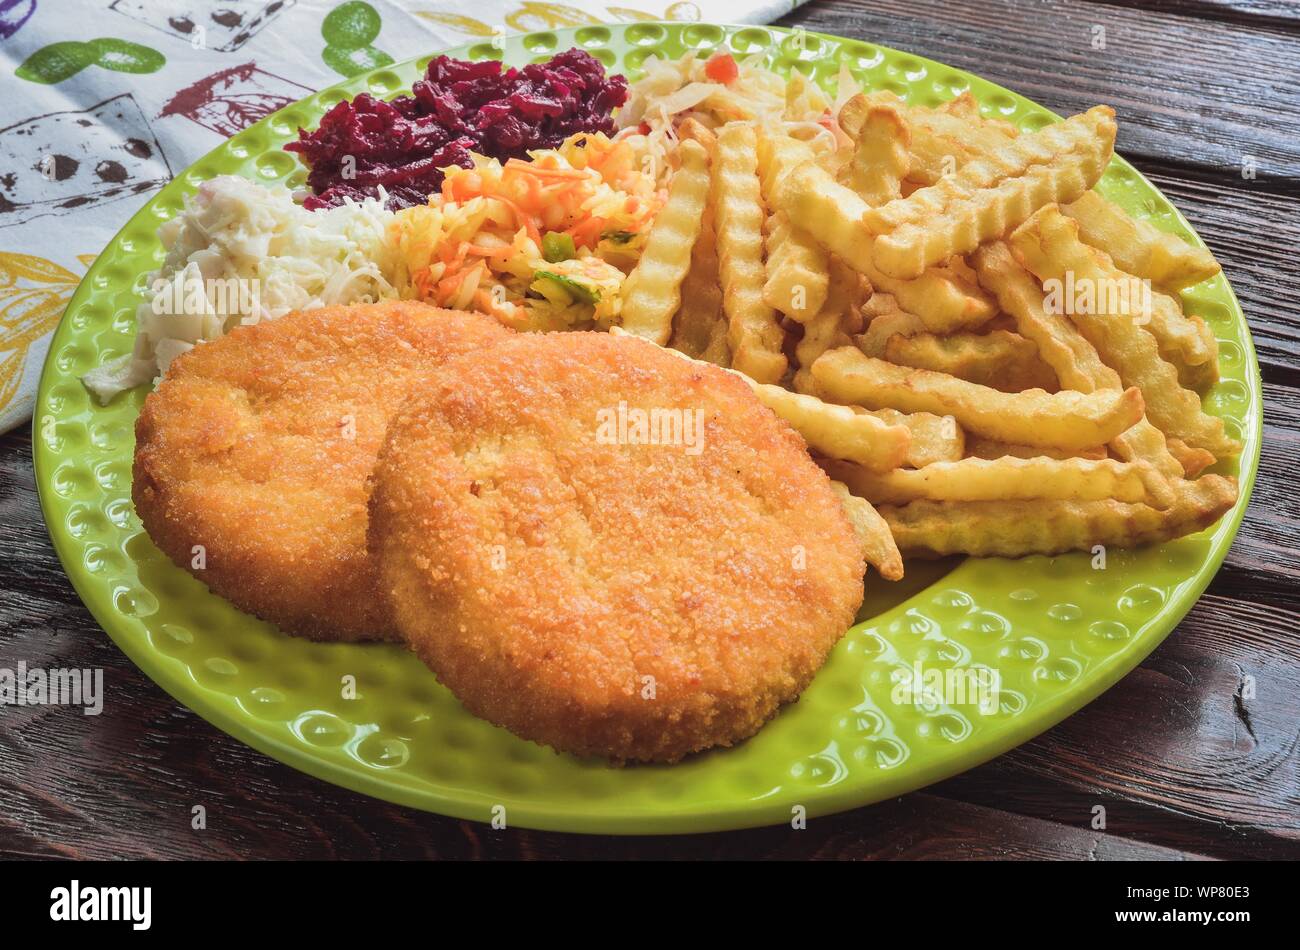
[132, 301, 511, 641]
[368, 331, 866, 761]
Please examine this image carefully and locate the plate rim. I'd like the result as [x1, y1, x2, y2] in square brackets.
[32, 20, 1262, 835]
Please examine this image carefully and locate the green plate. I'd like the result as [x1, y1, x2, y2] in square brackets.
[34, 23, 1260, 834]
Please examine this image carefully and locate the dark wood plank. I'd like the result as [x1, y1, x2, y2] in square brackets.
[1091, 0, 1300, 28]
[778, 0, 1300, 185]
[1225, 383, 1300, 579]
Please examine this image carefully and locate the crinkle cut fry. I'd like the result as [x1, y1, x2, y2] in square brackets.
[881, 474, 1238, 559]
[772, 160, 996, 332]
[1063, 190, 1221, 293]
[620, 138, 710, 345]
[1008, 206, 1240, 458]
[757, 132, 829, 322]
[868, 125, 1115, 280]
[614, 328, 912, 472]
[882, 328, 1059, 393]
[810, 346, 1145, 452]
[792, 256, 864, 394]
[829, 481, 904, 581]
[668, 196, 730, 365]
[862, 106, 1117, 234]
[823, 455, 1176, 509]
[713, 122, 786, 382]
[970, 240, 1186, 479]
[839, 100, 910, 206]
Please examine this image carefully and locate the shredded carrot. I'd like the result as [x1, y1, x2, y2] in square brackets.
[565, 215, 606, 248]
[505, 158, 588, 180]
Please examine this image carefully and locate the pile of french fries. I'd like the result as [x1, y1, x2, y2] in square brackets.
[616, 88, 1240, 580]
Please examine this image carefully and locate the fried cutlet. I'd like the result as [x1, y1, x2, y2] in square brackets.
[132, 301, 511, 641]
[368, 331, 866, 762]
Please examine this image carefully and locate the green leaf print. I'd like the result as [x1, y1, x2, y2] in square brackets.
[15, 38, 165, 85]
[320, 2, 393, 77]
[15, 41, 96, 84]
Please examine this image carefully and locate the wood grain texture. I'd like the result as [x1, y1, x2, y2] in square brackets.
[2, 0, 1297, 860]
[1091, 0, 1300, 28]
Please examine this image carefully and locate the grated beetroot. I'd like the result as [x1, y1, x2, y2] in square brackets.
[286, 48, 628, 211]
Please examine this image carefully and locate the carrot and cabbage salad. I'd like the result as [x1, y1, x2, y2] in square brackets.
[388, 132, 666, 330]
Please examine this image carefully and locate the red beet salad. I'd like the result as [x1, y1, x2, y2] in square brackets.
[286, 49, 629, 211]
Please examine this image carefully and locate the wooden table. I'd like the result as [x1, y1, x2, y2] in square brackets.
[1, 0, 1296, 860]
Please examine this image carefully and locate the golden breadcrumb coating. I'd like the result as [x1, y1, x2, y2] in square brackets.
[133, 301, 511, 641]
[368, 331, 865, 762]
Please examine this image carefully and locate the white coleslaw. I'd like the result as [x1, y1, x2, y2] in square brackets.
[82, 175, 398, 402]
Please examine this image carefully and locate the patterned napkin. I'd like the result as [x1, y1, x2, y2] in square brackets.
[0, 0, 806, 433]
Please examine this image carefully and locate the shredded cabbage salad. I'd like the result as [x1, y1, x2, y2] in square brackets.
[83, 175, 398, 402]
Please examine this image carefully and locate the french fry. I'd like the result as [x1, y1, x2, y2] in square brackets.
[940, 91, 981, 120]
[811, 346, 1145, 452]
[864, 107, 1117, 279]
[1164, 312, 1220, 392]
[880, 474, 1238, 559]
[772, 160, 996, 332]
[677, 117, 717, 151]
[870, 145, 1115, 279]
[911, 109, 1219, 381]
[883, 329, 1060, 393]
[836, 92, 876, 138]
[840, 101, 910, 205]
[616, 328, 912, 471]
[738, 384, 911, 471]
[1166, 438, 1217, 479]
[1038, 266, 1216, 374]
[854, 90, 1021, 186]
[864, 107, 1117, 234]
[761, 212, 829, 322]
[966, 437, 1107, 461]
[970, 242, 1119, 390]
[873, 262, 997, 333]
[793, 256, 864, 392]
[668, 199, 730, 365]
[619, 139, 710, 345]
[901, 104, 1215, 298]
[829, 480, 904, 581]
[1063, 189, 1220, 292]
[906, 107, 1019, 185]
[971, 240, 1187, 479]
[791, 372, 965, 467]
[1008, 206, 1240, 457]
[858, 406, 965, 466]
[858, 308, 926, 357]
[823, 455, 1175, 509]
[713, 123, 787, 383]
[757, 132, 829, 322]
